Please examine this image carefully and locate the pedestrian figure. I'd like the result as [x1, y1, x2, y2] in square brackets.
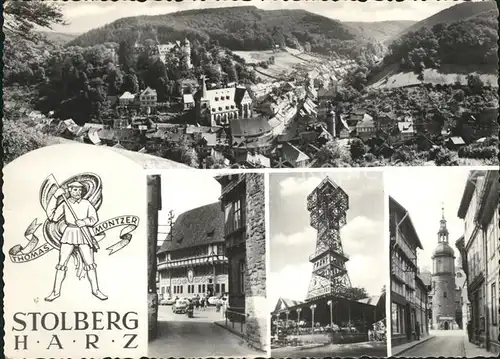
[415, 322, 420, 340]
[222, 298, 227, 318]
[467, 321, 473, 342]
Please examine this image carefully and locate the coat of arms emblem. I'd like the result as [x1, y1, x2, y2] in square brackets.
[187, 269, 194, 283]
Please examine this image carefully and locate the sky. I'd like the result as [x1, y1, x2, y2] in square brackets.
[48, 0, 472, 34]
[156, 170, 221, 247]
[386, 167, 481, 273]
[268, 170, 386, 307]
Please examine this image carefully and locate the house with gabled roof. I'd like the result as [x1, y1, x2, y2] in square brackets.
[119, 91, 136, 106]
[277, 142, 310, 168]
[194, 76, 253, 127]
[156, 202, 228, 299]
[139, 87, 157, 109]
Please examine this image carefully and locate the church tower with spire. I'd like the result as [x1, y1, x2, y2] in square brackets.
[431, 205, 457, 330]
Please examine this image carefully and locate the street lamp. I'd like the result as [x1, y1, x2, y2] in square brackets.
[310, 304, 317, 334]
[208, 252, 219, 296]
[297, 308, 302, 335]
[327, 300, 333, 329]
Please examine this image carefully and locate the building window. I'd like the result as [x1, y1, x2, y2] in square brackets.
[492, 283, 497, 325]
[202, 284, 206, 293]
[444, 292, 447, 298]
[239, 260, 246, 294]
[222, 283, 226, 294]
[392, 302, 400, 334]
[216, 283, 220, 293]
[224, 199, 244, 235]
[234, 200, 241, 230]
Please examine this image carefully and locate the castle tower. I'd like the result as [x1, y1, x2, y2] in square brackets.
[306, 177, 351, 301]
[431, 206, 457, 330]
[183, 38, 192, 69]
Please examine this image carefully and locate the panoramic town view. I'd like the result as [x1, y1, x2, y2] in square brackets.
[4, 0, 498, 167]
[147, 171, 267, 357]
[269, 172, 387, 358]
[388, 168, 499, 357]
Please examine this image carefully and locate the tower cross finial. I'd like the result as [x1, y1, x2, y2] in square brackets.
[441, 202, 445, 219]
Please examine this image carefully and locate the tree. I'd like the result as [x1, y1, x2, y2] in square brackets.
[316, 140, 351, 166]
[122, 72, 139, 94]
[453, 89, 465, 103]
[3, 0, 65, 43]
[349, 138, 367, 161]
[3, 117, 52, 164]
[3, 0, 66, 75]
[467, 74, 484, 95]
[340, 286, 369, 300]
[118, 40, 134, 72]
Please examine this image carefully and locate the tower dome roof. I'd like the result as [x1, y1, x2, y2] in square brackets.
[433, 242, 455, 257]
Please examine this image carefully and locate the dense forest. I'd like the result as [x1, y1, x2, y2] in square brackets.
[383, 6, 498, 73]
[344, 20, 416, 44]
[392, 1, 497, 42]
[67, 6, 383, 58]
[5, 36, 259, 124]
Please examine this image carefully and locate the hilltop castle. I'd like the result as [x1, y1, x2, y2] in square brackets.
[157, 38, 192, 69]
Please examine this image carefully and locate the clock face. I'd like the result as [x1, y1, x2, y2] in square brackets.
[187, 269, 194, 283]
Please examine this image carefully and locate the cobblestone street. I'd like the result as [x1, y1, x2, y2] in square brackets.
[394, 330, 492, 358]
[148, 305, 263, 357]
[272, 341, 388, 358]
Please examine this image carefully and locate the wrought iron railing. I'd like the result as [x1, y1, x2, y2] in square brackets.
[224, 307, 247, 333]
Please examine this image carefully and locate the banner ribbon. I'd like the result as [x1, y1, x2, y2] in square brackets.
[9, 215, 140, 263]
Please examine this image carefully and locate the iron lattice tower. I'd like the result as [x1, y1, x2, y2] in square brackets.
[306, 177, 351, 301]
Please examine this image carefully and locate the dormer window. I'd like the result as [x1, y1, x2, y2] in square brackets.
[212, 108, 216, 112]
[218, 107, 222, 111]
[207, 229, 215, 237]
[226, 106, 229, 110]
[215, 97, 219, 101]
[226, 96, 230, 100]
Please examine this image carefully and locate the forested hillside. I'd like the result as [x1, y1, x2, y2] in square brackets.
[39, 31, 79, 46]
[344, 20, 416, 44]
[388, 1, 497, 42]
[68, 6, 383, 58]
[384, 11, 498, 74]
[367, 1, 498, 79]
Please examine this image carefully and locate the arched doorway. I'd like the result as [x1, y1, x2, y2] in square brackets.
[444, 321, 449, 330]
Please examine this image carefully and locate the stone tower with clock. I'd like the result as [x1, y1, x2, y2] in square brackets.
[431, 207, 458, 330]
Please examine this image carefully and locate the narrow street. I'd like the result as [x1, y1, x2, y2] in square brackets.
[148, 305, 263, 357]
[272, 341, 388, 358]
[396, 330, 466, 357]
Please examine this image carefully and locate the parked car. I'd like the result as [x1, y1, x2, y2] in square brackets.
[208, 294, 228, 306]
[159, 297, 176, 306]
[207, 296, 220, 306]
[172, 299, 189, 314]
